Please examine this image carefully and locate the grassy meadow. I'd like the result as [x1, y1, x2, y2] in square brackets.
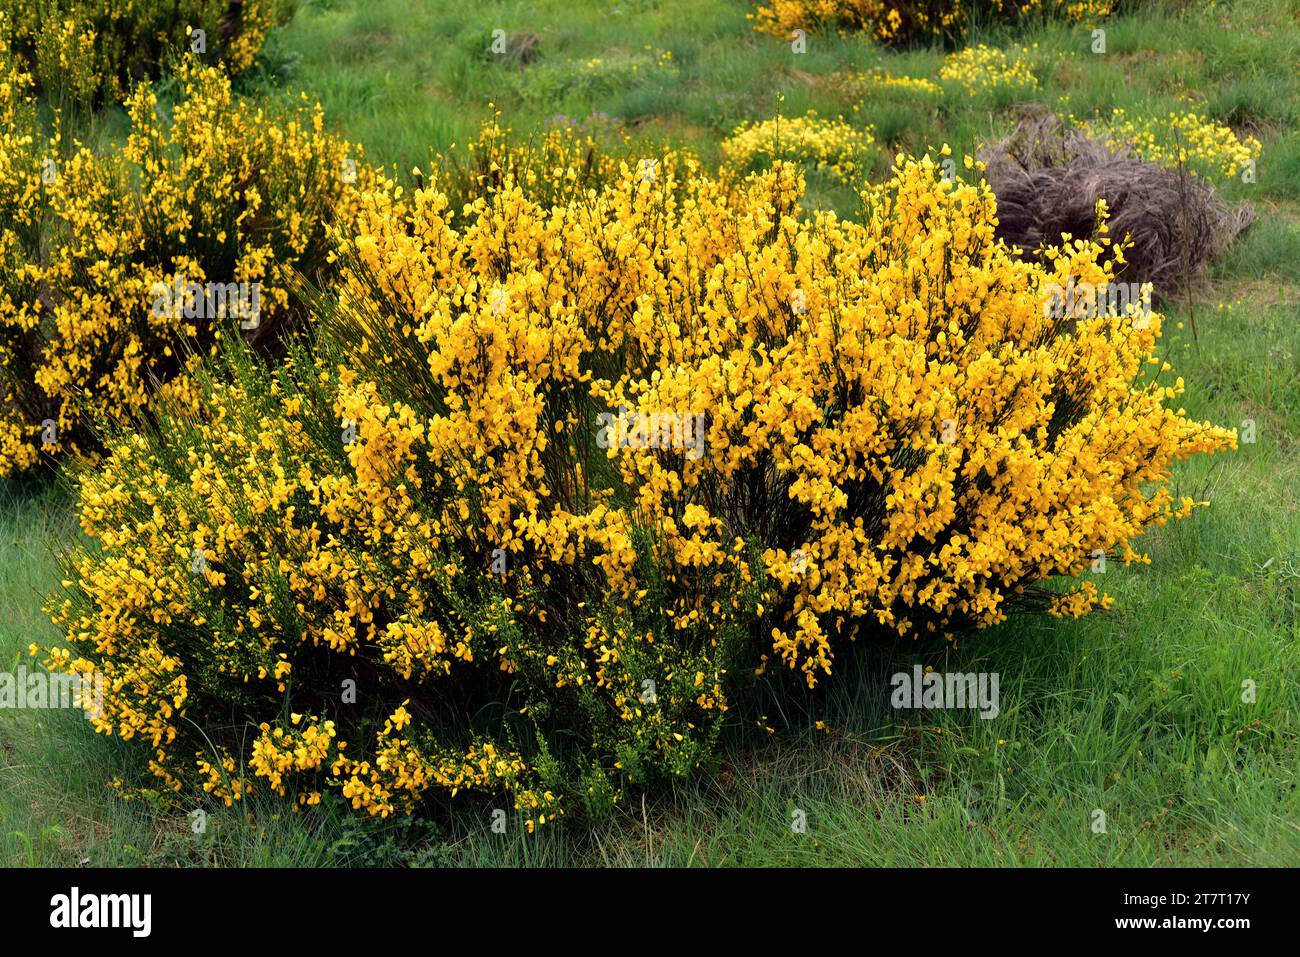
[0, 0, 1296, 866]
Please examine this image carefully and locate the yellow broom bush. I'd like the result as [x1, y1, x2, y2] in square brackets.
[750, 0, 1116, 46]
[940, 43, 1039, 96]
[0, 41, 47, 472]
[0, 0, 292, 108]
[42, 127, 1234, 825]
[0, 56, 365, 476]
[721, 112, 876, 185]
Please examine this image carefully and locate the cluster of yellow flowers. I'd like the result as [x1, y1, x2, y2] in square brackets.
[940, 43, 1039, 96]
[722, 113, 876, 184]
[1073, 108, 1262, 180]
[0, 54, 364, 477]
[750, 0, 901, 43]
[0, 0, 289, 107]
[844, 68, 944, 99]
[43, 123, 1234, 822]
[1052, 0, 1119, 22]
[832, 48, 1044, 105]
[0, 40, 46, 473]
[750, 0, 1115, 46]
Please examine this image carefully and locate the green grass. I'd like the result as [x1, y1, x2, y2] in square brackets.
[1, 0, 1297, 866]
[245, 0, 1299, 202]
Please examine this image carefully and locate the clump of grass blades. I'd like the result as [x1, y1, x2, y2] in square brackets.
[979, 110, 1255, 300]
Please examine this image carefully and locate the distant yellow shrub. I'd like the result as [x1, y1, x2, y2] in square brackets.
[750, 0, 1116, 46]
[940, 43, 1039, 96]
[845, 68, 944, 98]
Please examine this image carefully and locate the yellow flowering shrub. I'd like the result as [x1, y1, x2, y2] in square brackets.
[940, 43, 1039, 96]
[0, 58, 365, 476]
[0, 43, 48, 472]
[44, 126, 1234, 824]
[750, 0, 1116, 46]
[437, 110, 626, 214]
[838, 68, 944, 99]
[1073, 108, 1262, 181]
[0, 0, 292, 107]
[722, 113, 876, 184]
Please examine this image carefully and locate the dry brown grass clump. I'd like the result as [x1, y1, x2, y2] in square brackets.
[979, 111, 1254, 299]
